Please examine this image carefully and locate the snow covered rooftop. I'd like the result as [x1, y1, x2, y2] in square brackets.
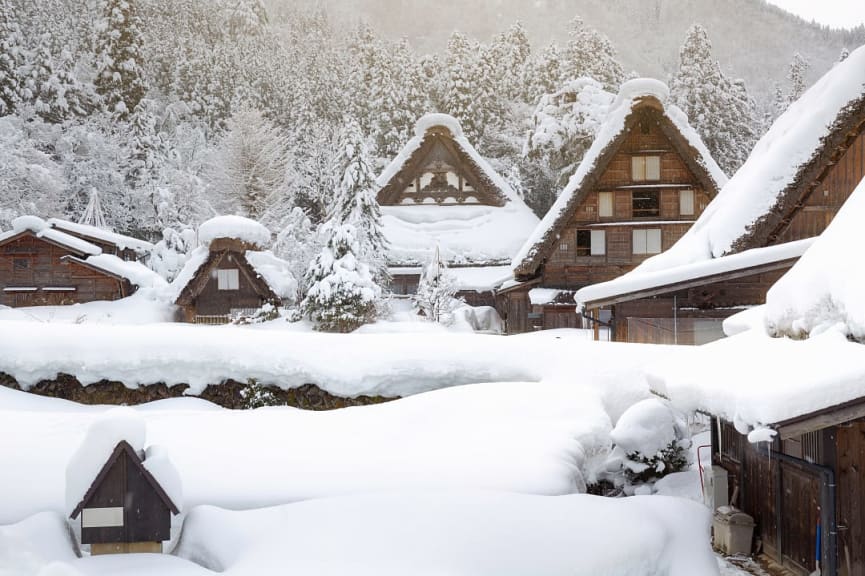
[0, 216, 102, 256]
[513, 79, 726, 277]
[377, 114, 539, 267]
[198, 215, 272, 249]
[575, 238, 813, 308]
[634, 45, 865, 275]
[47, 218, 154, 254]
[389, 265, 513, 293]
[764, 176, 865, 341]
[63, 254, 168, 290]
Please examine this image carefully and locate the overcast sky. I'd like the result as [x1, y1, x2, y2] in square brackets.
[766, 0, 865, 29]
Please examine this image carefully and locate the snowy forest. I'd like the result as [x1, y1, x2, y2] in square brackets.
[0, 0, 850, 248]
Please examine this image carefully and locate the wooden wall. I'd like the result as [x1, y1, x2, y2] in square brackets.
[837, 420, 865, 576]
[0, 234, 125, 306]
[777, 129, 865, 245]
[188, 253, 267, 318]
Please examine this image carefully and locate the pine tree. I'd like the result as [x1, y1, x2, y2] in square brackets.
[527, 42, 564, 102]
[670, 24, 756, 175]
[301, 220, 381, 333]
[490, 22, 532, 102]
[0, 0, 25, 116]
[563, 16, 624, 91]
[787, 52, 810, 102]
[441, 31, 483, 141]
[93, 0, 148, 118]
[412, 245, 462, 325]
[272, 207, 318, 300]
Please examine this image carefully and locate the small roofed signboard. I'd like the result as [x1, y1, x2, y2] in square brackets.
[69, 440, 179, 555]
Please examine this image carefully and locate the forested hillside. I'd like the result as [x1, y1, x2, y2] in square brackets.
[0, 0, 860, 241]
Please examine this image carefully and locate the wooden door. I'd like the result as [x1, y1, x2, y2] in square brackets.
[837, 421, 865, 576]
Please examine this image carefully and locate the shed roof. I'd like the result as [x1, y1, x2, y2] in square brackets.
[512, 79, 726, 278]
[70, 440, 179, 519]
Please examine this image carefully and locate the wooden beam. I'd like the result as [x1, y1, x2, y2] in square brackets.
[776, 397, 865, 440]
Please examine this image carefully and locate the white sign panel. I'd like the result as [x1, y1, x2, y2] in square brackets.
[82, 507, 124, 528]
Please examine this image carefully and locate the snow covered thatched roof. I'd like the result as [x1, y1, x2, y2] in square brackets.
[0, 216, 102, 257]
[512, 79, 726, 278]
[634, 45, 865, 275]
[47, 218, 154, 255]
[377, 114, 539, 267]
[198, 215, 271, 250]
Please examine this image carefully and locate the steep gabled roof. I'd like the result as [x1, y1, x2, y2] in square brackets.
[172, 247, 283, 306]
[70, 440, 179, 519]
[376, 114, 539, 267]
[512, 79, 726, 278]
[634, 45, 865, 275]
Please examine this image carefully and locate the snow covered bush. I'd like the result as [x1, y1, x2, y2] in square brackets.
[239, 378, 284, 409]
[301, 221, 382, 333]
[413, 247, 463, 325]
[607, 398, 691, 489]
[232, 303, 280, 325]
[147, 227, 197, 281]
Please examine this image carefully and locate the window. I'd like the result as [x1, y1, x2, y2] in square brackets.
[576, 229, 606, 256]
[598, 192, 614, 218]
[631, 156, 660, 181]
[217, 269, 239, 290]
[632, 190, 660, 217]
[633, 229, 662, 255]
[13, 258, 29, 272]
[679, 189, 695, 216]
[559, 242, 569, 252]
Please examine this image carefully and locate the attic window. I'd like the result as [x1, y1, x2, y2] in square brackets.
[632, 190, 660, 218]
[632, 156, 660, 182]
[576, 229, 606, 256]
[13, 258, 29, 271]
[217, 269, 239, 291]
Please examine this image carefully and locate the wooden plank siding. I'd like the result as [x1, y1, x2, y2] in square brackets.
[0, 234, 126, 306]
[837, 420, 865, 576]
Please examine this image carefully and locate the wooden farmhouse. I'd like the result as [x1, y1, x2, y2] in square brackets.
[505, 79, 726, 334]
[576, 45, 865, 344]
[70, 440, 179, 555]
[0, 216, 163, 307]
[171, 215, 296, 323]
[376, 113, 539, 307]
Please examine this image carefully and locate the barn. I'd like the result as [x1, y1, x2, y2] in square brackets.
[170, 215, 296, 323]
[375, 113, 539, 308]
[576, 45, 865, 344]
[507, 78, 726, 334]
[0, 216, 164, 307]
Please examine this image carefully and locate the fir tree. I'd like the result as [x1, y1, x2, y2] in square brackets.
[564, 16, 624, 91]
[441, 31, 483, 140]
[93, 0, 148, 118]
[0, 0, 24, 116]
[301, 220, 381, 333]
[528, 43, 564, 101]
[670, 24, 756, 175]
[273, 207, 318, 300]
[412, 245, 462, 325]
[787, 52, 810, 102]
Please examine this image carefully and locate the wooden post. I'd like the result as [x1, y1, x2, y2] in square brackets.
[593, 308, 600, 341]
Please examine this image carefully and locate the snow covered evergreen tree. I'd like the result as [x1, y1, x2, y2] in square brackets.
[563, 16, 624, 92]
[147, 226, 197, 281]
[441, 31, 484, 141]
[207, 106, 289, 220]
[93, 0, 148, 118]
[670, 24, 757, 175]
[489, 22, 532, 102]
[301, 220, 381, 333]
[527, 43, 564, 102]
[0, 1, 24, 116]
[273, 207, 318, 300]
[787, 52, 809, 102]
[413, 246, 462, 325]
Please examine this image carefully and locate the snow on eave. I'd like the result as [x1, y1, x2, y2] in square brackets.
[0, 216, 102, 257]
[164, 246, 209, 303]
[575, 238, 814, 307]
[63, 254, 168, 289]
[512, 78, 726, 277]
[634, 45, 865, 275]
[376, 113, 528, 209]
[47, 218, 155, 253]
[244, 250, 297, 302]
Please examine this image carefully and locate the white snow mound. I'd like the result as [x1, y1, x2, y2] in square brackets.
[198, 215, 271, 249]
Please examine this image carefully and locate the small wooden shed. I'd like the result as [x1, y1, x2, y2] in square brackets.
[69, 441, 179, 555]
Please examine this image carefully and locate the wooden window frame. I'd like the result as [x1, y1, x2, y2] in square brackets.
[576, 229, 606, 256]
[598, 192, 614, 218]
[633, 228, 662, 255]
[631, 155, 661, 182]
[679, 189, 695, 216]
[217, 269, 240, 291]
[632, 190, 660, 218]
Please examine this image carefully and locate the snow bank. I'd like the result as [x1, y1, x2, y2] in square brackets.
[175, 492, 717, 576]
[635, 45, 865, 273]
[0, 512, 79, 576]
[0, 293, 176, 325]
[648, 327, 865, 429]
[65, 408, 146, 516]
[142, 445, 183, 512]
[611, 398, 681, 458]
[765, 176, 865, 340]
[197, 215, 271, 249]
[244, 250, 297, 301]
[513, 78, 725, 273]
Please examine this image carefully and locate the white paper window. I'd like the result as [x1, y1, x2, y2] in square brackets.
[633, 229, 662, 255]
[590, 230, 606, 256]
[82, 507, 124, 528]
[217, 269, 239, 291]
[679, 189, 695, 216]
[631, 156, 661, 181]
[598, 192, 614, 218]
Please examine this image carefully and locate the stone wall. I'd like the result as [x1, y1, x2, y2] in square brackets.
[0, 373, 397, 410]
